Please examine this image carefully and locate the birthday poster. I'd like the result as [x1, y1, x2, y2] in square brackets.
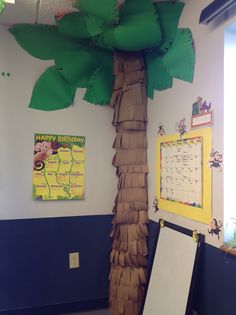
[33, 133, 85, 200]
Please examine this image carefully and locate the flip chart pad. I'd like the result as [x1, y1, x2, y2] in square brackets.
[143, 223, 200, 315]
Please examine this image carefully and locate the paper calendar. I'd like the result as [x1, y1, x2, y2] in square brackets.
[160, 137, 202, 207]
[156, 128, 212, 224]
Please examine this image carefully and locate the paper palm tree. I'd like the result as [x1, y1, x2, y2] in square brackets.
[10, 1, 195, 314]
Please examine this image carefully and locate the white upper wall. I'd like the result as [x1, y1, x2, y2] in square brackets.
[1, 0, 234, 246]
[147, 0, 235, 247]
[0, 26, 116, 220]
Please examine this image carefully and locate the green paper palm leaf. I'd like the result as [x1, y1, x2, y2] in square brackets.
[29, 67, 76, 111]
[83, 67, 113, 105]
[83, 53, 113, 105]
[86, 15, 105, 36]
[92, 29, 115, 51]
[154, 2, 185, 43]
[57, 12, 91, 39]
[10, 0, 196, 106]
[100, 0, 162, 51]
[55, 50, 100, 87]
[163, 28, 195, 83]
[57, 12, 110, 46]
[145, 51, 173, 99]
[74, 0, 119, 24]
[10, 24, 82, 60]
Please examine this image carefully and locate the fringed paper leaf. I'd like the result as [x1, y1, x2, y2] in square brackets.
[29, 67, 76, 111]
[83, 53, 113, 105]
[163, 28, 195, 83]
[57, 11, 110, 44]
[147, 83, 155, 100]
[57, 12, 91, 39]
[74, 0, 119, 24]
[55, 50, 100, 87]
[9, 24, 81, 60]
[154, 2, 184, 42]
[93, 29, 115, 51]
[103, 0, 162, 51]
[145, 51, 173, 99]
[86, 15, 104, 36]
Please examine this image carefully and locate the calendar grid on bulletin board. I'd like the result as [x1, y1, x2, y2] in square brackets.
[160, 137, 203, 208]
[156, 128, 212, 224]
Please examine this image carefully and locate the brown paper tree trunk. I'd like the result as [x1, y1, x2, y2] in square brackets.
[109, 51, 149, 315]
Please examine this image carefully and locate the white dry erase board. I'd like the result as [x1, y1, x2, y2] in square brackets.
[142, 220, 203, 315]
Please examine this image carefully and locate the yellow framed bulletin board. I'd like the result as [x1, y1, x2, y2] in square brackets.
[156, 128, 212, 224]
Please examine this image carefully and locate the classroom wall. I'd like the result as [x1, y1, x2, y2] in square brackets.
[147, 0, 230, 247]
[0, 25, 116, 220]
[0, 25, 116, 312]
[146, 2, 236, 315]
[1, 1, 236, 313]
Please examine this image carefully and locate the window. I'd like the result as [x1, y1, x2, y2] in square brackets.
[224, 26, 236, 247]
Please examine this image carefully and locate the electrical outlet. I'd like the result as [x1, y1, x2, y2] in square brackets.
[69, 252, 80, 269]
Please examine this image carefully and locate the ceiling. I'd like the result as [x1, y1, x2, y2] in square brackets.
[0, 0, 75, 25]
[0, 0, 191, 26]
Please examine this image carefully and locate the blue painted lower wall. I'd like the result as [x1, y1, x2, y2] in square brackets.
[1, 217, 236, 315]
[193, 242, 236, 315]
[0, 215, 113, 313]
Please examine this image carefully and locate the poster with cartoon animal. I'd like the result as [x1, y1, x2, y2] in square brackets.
[191, 97, 214, 128]
[33, 133, 85, 200]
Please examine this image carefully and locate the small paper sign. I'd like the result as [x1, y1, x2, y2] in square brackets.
[191, 111, 214, 128]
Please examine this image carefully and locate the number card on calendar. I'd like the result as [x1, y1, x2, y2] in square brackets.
[156, 128, 212, 223]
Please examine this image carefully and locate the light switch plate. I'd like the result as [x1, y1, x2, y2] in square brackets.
[69, 252, 80, 269]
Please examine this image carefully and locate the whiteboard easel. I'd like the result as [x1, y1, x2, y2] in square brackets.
[142, 220, 203, 315]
